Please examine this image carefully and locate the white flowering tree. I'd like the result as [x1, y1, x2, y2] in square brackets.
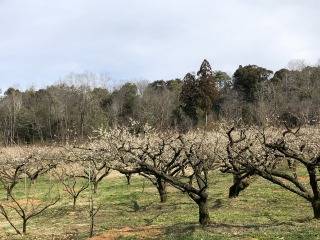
[62, 141, 112, 195]
[0, 146, 60, 235]
[220, 127, 256, 198]
[223, 125, 320, 219]
[90, 124, 223, 225]
[0, 147, 57, 199]
[54, 161, 89, 209]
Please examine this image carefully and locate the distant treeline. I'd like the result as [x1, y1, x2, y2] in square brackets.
[1, 59, 320, 145]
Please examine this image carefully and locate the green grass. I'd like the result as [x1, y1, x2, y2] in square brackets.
[1, 172, 320, 240]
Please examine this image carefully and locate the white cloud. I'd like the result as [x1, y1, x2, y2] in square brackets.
[0, 0, 319, 90]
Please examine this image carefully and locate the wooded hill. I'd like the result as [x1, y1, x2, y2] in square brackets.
[1, 59, 319, 144]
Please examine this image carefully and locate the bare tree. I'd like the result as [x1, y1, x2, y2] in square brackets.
[0, 160, 25, 200]
[221, 127, 255, 198]
[0, 150, 60, 235]
[84, 160, 110, 194]
[110, 127, 184, 203]
[288, 59, 306, 71]
[0, 147, 58, 199]
[224, 125, 320, 219]
[66, 149, 111, 194]
[55, 164, 89, 209]
[93, 126, 222, 225]
[0, 185, 60, 235]
[88, 179, 101, 238]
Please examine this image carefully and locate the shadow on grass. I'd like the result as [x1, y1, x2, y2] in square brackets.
[207, 221, 295, 231]
[162, 217, 314, 239]
[163, 222, 198, 239]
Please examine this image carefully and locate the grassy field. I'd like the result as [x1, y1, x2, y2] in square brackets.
[0, 171, 320, 240]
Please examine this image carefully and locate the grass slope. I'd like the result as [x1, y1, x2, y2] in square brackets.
[0, 171, 319, 240]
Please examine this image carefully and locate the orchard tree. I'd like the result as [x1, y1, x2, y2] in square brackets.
[136, 131, 222, 225]
[0, 147, 57, 199]
[54, 163, 89, 209]
[90, 125, 179, 203]
[223, 125, 320, 219]
[92, 124, 224, 225]
[64, 147, 111, 194]
[220, 127, 255, 198]
[0, 147, 60, 235]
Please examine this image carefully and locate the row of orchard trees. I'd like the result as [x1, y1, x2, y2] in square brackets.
[0, 146, 108, 236]
[1, 59, 320, 145]
[84, 122, 320, 224]
[1, 122, 320, 236]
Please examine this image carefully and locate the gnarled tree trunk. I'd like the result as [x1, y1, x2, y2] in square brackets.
[312, 200, 320, 219]
[229, 174, 250, 198]
[156, 178, 167, 203]
[196, 194, 210, 226]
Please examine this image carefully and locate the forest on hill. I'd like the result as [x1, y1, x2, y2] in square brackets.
[0, 59, 319, 145]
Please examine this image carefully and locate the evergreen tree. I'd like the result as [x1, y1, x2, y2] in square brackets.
[180, 73, 199, 124]
[180, 60, 219, 126]
[233, 65, 273, 102]
[197, 59, 219, 125]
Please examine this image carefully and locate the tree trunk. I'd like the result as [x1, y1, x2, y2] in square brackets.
[197, 196, 210, 226]
[229, 175, 250, 198]
[6, 186, 15, 201]
[73, 197, 77, 209]
[205, 111, 208, 127]
[89, 215, 94, 237]
[312, 200, 320, 219]
[22, 219, 27, 234]
[156, 178, 167, 203]
[125, 174, 132, 185]
[93, 182, 98, 194]
[6, 189, 11, 201]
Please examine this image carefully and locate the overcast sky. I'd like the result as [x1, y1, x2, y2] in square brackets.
[0, 0, 319, 91]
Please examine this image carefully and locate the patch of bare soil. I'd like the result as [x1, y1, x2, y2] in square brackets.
[298, 176, 309, 181]
[91, 226, 163, 240]
[3, 198, 42, 207]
